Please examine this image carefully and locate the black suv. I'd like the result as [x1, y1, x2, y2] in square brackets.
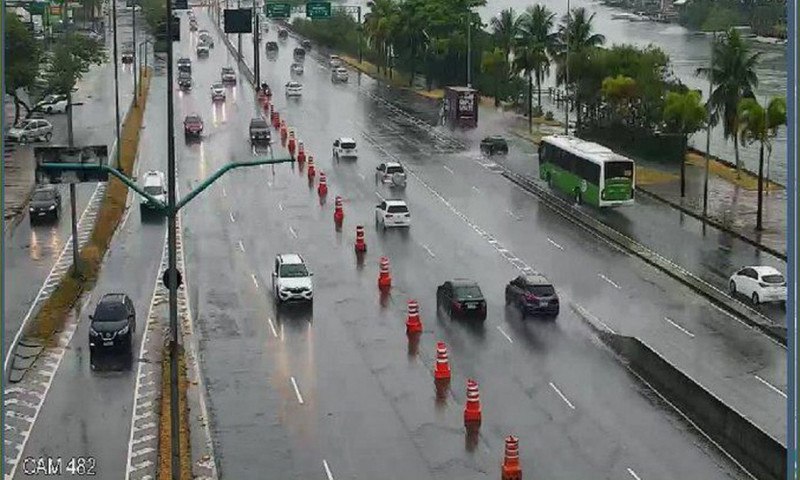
[301, 39, 312, 50]
[265, 41, 279, 52]
[480, 136, 509, 155]
[437, 279, 487, 321]
[249, 118, 271, 144]
[29, 186, 62, 223]
[505, 273, 559, 317]
[89, 293, 136, 358]
[293, 47, 306, 58]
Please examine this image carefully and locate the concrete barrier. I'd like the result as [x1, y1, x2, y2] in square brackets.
[573, 304, 786, 480]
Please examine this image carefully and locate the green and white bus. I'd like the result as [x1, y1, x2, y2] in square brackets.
[538, 135, 635, 207]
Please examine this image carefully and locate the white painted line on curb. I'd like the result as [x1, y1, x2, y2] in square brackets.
[598, 273, 621, 289]
[549, 382, 575, 410]
[663, 317, 695, 338]
[627, 467, 642, 480]
[322, 459, 335, 480]
[547, 238, 564, 250]
[496, 326, 514, 344]
[754, 375, 787, 398]
[290, 376, 304, 404]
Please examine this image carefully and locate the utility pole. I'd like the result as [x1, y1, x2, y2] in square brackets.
[133, 0, 138, 106]
[702, 32, 715, 221]
[466, 13, 471, 87]
[112, 0, 122, 169]
[237, 0, 242, 61]
[564, 0, 570, 136]
[165, 0, 180, 476]
[357, 6, 362, 64]
[253, 0, 260, 86]
[60, 0, 81, 277]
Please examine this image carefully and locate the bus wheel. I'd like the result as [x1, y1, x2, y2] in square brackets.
[574, 190, 582, 205]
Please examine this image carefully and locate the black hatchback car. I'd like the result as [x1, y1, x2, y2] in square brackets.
[480, 136, 509, 155]
[437, 279, 487, 321]
[89, 293, 137, 358]
[29, 186, 62, 223]
[505, 274, 559, 317]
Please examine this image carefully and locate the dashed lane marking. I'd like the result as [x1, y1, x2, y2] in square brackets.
[627, 468, 643, 480]
[222, 187, 227, 197]
[290, 376, 305, 405]
[251, 274, 259, 289]
[496, 326, 514, 344]
[322, 459, 335, 480]
[229, 212, 236, 223]
[238, 240, 245, 252]
[267, 317, 278, 338]
[443, 165, 454, 174]
[663, 317, 695, 338]
[420, 243, 436, 258]
[754, 375, 787, 398]
[549, 382, 576, 410]
[547, 238, 564, 250]
[598, 273, 621, 289]
[288, 226, 298, 239]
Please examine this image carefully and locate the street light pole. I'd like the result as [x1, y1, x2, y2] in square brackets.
[702, 32, 715, 221]
[133, 0, 138, 106]
[564, 0, 570, 135]
[466, 13, 471, 87]
[112, 0, 122, 169]
[253, 0, 260, 86]
[357, 6, 362, 64]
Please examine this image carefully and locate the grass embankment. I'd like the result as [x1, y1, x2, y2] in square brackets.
[25, 69, 152, 343]
[158, 346, 192, 480]
[685, 151, 783, 192]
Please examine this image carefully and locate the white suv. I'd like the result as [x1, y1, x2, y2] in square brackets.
[332, 137, 357, 159]
[140, 170, 166, 213]
[729, 266, 786, 305]
[272, 254, 314, 303]
[375, 200, 411, 230]
[285, 81, 303, 97]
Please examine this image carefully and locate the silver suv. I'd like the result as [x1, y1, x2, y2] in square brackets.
[271, 254, 313, 304]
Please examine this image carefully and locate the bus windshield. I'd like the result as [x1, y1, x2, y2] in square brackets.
[605, 161, 634, 181]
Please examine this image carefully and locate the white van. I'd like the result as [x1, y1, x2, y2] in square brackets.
[140, 170, 166, 214]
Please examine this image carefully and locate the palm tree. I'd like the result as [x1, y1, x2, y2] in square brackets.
[481, 47, 508, 107]
[738, 96, 786, 230]
[553, 7, 605, 129]
[518, 5, 557, 111]
[696, 28, 761, 178]
[364, 0, 398, 73]
[663, 90, 707, 197]
[490, 8, 520, 63]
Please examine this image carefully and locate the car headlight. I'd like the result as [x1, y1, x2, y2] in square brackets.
[48, 205, 56, 210]
[118, 325, 130, 335]
[29, 207, 35, 212]
[89, 327, 100, 336]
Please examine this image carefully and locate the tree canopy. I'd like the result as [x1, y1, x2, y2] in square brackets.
[5, 14, 42, 121]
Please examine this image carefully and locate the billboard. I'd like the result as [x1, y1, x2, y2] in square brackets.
[224, 9, 252, 33]
[35, 145, 109, 184]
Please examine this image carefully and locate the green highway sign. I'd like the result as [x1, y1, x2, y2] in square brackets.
[306, 1, 331, 18]
[264, 2, 290, 18]
[28, 2, 48, 15]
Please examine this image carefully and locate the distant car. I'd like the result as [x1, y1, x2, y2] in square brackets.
[329, 54, 342, 67]
[285, 81, 302, 97]
[301, 39, 312, 50]
[6, 119, 53, 143]
[34, 94, 68, 114]
[140, 170, 167, 214]
[197, 44, 210, 58]
[480, 136, 509, 155]
[177, 71, 192, 90]
[210, 83, 226, 101]
[190, 21, 198, 31]
[249, 118, 271, 144]
[278, 28, 288, 39]
[89, 293, 137, 361]
[436, 279, 487, 321]
[375, 199, 410, 230]
[28, 185, 62, 222]
[729, 266, 787, 305]
[198, 30, 214, 47]
[331, 67, 349, 83]
[265, 41, 279, 52]
[271, 253, 313, 304]
[332, 137, 357, 159]
[121, 50, 134, 64]
[290, 63, 304, 75]
[183, 114, 204, 138]
[505, 273, 560, 317]
[375, 162, 406, 186]
[177, 57, 192, 74]
[221, 66, 237, 84]
[293, 47, 305, 59]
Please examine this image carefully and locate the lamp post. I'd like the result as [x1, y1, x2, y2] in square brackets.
[702, 32, 715, 221]
[564, 0, 570, 136]
[112, 0, 122, 168]
[138, 38, 153, 98]
[132, 0, 138, 106]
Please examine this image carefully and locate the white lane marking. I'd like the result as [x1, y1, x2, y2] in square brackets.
[288, 226, 298, 239]
[663, 317, 695, 338]
[549, 382, 576, 410]
[627, 468, 642, 480]
[322, 459, 335, 480]
[222, 187, 227, 197]
[290, 376, 305, 404]
[496, 326, 514, 344]
[237, 240, 245, 252]
[443, 165, 454, 174]
[710, 304, 786, 349]
[267, 317, 278, 338]
[420, 244, 436, 258]
[547, 238, 564, 250]
[358, 173, 366, 181]
[278, 202, 284, 211]
[754, 375, 787, 398]
[251, 274, 259, 289]
[598, 273, 621, 289]
[374, 191, 384, 201]
[472, 185, 480, 193]
[229, 211, 236, 223]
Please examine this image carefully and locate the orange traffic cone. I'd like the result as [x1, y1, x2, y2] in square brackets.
[307, 156, 316, 179]
[333, 196, 344, 224]
[501, 436, 522, 480]
[377, 256, 392, 289]
[318, 172, 328, 196]
[272, 111, 280, 129]
[354, 225, 367, 252]
[280, 122, 288, 146]
[288, 131, 296, 157]
[297, 142, 306, 163]
[406, 300, 423, 334]
[434, 341, 451, 380]
[464, 379, 482, 426]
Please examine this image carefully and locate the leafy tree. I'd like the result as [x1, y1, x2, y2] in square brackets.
[696, 28, 761, 177]
[738, 96, 786, 230]
[663, 90, 707, 197]
[480, 47, 508, 107]
[364, 0, 398, 73]
[601, 74, 637, 121]
[5, 14, 42, 124]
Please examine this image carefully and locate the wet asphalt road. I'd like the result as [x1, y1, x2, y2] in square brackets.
[171, 10, 766, 478]
[236, 19, 787, 441]
[3, 19, 138, 358]
[12, 72, 167, 480]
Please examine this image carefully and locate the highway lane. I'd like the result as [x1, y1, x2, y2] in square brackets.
[11, 76, 167, 480]
[233, 20, 787, 444]
[3, 27, 139, 357]
[177, 11, 748, 478]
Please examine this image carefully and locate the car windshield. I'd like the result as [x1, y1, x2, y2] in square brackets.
[454, 285, 482, 299]
[144, 185, 162, 195]
[280, 264, 308, 278]
[387, 205, 408, 214]
[32, 190, 55, 201]
[341, 142, 356, 149]
[526, 284, 556, 296]
[186, 117, 201, 124]
[93, 302, 127, 322]
[386, 166, 404, 174]
[761, 274, 785, 284]
[212, 84, 223, 90]
[222, 68, 234, 74]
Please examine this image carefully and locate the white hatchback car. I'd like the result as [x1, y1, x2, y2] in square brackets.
[272, 253, 313, 303]
[375, 199, 411, 230]
[729, 266, 786, 305]
[332, 137, 357, 159]
[140, 170, 166, 213]
[285, 81, 303, 97]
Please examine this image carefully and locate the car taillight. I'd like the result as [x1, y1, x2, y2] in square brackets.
[759, 282, 770, 288]
[479, 302, 486, 311]
[451, 301, 462, 312]
[525, 293, 538, 302]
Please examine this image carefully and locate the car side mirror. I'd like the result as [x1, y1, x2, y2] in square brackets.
[271, 272, 276, 277]
[309, 272, 314, 276]
[88, 314, 94, 320]
[376, 166, 381, 170]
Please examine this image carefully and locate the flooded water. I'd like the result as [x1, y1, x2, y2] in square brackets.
[342, 0, 790, 185]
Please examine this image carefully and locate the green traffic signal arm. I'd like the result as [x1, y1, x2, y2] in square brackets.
[40, 157, 295, 214]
